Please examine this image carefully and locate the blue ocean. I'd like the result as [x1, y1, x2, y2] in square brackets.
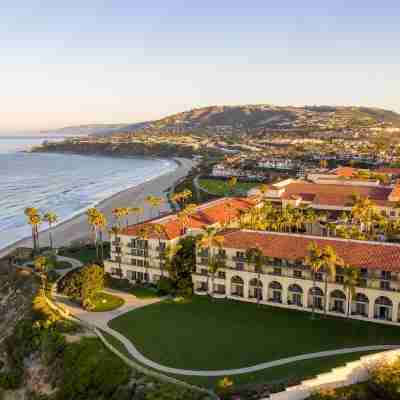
[0, 136, 176, 249]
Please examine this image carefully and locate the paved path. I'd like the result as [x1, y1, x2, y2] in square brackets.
[53, 267, 399, 377]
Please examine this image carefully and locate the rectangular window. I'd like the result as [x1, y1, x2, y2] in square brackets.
[380, 280, 391, 290]
[273, 267, 282, 276]
[358, 278, 367, 287]
[335, 275, 344, 284]
[236, 262, 244, 271]
[218, 271, 226, 279]
[131, 259, 137, 266]
[126, 270, 136, 280]
[294, 270, 302, 279]
[218, 249, 226, 257]
[381, 270, 391, 280]
[360, 268, 368, 277]
[201, 269, 208, 275]
[314, 272, 323, 281]
[236, 251, 245, 260]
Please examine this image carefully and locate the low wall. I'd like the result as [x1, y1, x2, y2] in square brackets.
[265, 348, 400, 400]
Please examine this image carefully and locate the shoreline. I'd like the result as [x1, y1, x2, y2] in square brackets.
[0, 156, 194, 258]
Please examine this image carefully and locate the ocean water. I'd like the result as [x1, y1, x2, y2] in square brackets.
[0, 137, 176, 249]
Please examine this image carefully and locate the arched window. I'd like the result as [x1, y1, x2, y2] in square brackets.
[269, 281, 282, 290]
[231, 276, 244, 284]
[309, 287, 324, 296]
[330, 290, 346, 300]
[355, 293, 369, 303]
[249, 278, 263, 287]
[288, 284, 303, 293]
[375, 296, 393, 306]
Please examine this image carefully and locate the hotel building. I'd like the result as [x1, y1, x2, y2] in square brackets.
[192, 229, 400, 325]
[104, 197, 257, 282]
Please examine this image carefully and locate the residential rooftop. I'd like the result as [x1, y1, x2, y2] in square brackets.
[215, 229, 400, 272]
[121, 197, 257, 240]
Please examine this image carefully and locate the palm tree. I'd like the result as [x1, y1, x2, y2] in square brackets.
[146, 195, 163, 219]
[228, 177, 237, 196]
[245, 247, 264, 305]
[164, 243, 182, 280]
[87, 208, 100, 258]
[86, 208, 107, 261]
[25, 207, 41, 254]
[34, 255, 48, 293]
[129, 207, 144, 225]
[43, 211, 58, 250]
[321, 246, 343, 315]
[177, 203, 197, 235]
[122, 207, 130, 228]
[112, 207, 125, 228]
[342, 265, 359, 317]
[95, 211, 107, 263]
[305, 242, 324, 319]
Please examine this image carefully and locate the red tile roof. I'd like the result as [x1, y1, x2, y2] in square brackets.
[276, 181, 393, 208]
[331, 167, 357, 178]
[121, 197, 256, 240]
[376, 168, 400, 175]
[218, 230, 400, 272]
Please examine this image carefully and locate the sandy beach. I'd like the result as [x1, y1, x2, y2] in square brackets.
[0, 157, 194, 258]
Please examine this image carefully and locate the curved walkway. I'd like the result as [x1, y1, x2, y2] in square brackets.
[53, 273, 399, 376]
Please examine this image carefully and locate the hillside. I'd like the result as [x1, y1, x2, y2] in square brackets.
[43, 105, 400, 138]
[151, 105, 400, 132]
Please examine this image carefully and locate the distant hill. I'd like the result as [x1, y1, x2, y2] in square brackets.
[150, 105, 400, 131]
[45, 105, 400, 137]
[41, 122, 150, 136]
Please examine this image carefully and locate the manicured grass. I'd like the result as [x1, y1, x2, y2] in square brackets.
[92, 292, 125, 312]
[110, 296, 400, 371]
[103, 318, 379, 389]
[175, 351, 380, 388]
[198, 178, 259, 196]
[58, 244, 110, 264]
[131, 285, 160, 299]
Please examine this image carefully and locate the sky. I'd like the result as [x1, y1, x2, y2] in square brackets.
[1, 0, 400, 133]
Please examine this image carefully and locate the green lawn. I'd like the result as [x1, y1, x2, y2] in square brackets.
[92, 292, 125, 312]
[109, 296, 400, 372]
[131, 285, 160, 299]
[100, 328, 379, 388]
[198, 178, 259, 196]
[58, 244, 109, 264]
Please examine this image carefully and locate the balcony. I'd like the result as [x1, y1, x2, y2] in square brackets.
[197, 258, 209, 266]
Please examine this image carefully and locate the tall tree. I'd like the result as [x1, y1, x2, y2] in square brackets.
[43, 211, 58, 250]
[321, 246, 343, 315]
[228, 176, 237, 196]
[305, 242, 324, 319]
[146, 195, 163, 218]
[342, 265, 359, 317]
[25, 207, 41, 254]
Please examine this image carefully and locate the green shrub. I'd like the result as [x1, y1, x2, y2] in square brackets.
[58, 264, 104, 308]
[157, 277, 175, 295]
[56, 338, 130, 400]
[0, 370, 23, 390]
